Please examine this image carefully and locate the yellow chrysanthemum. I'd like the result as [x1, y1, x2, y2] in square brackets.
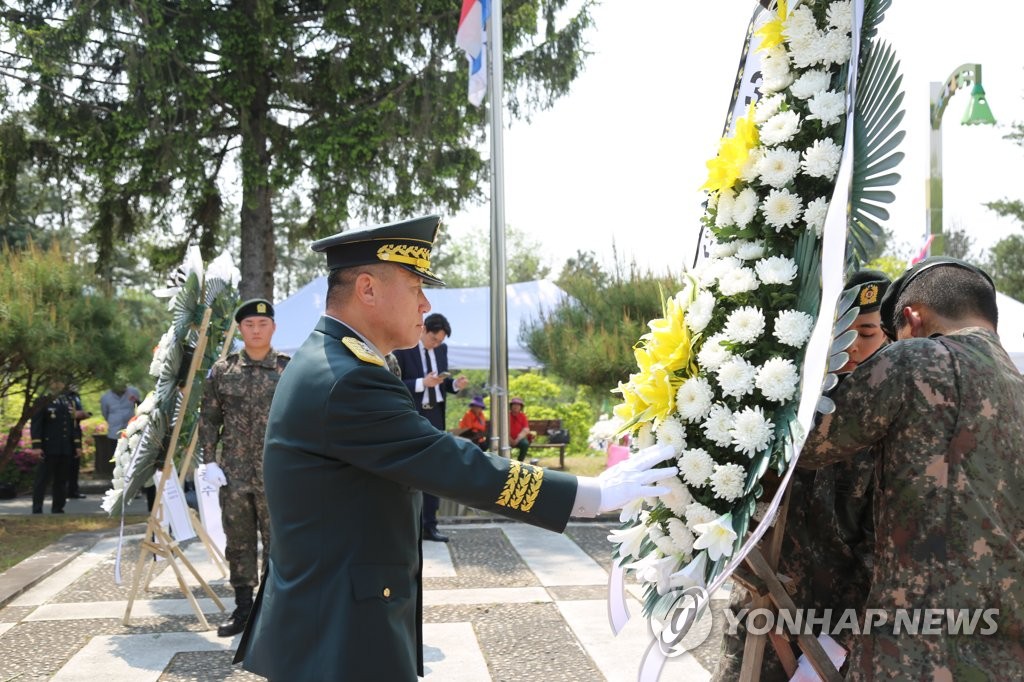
[754, 0, 788, 52]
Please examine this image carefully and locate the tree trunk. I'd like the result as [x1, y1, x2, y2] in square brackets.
[236, 0, 276, 301]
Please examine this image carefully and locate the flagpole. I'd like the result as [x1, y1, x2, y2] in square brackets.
[487, 0, 510, 457]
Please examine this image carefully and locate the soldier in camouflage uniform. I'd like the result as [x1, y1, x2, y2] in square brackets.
[199, 298, 289, 637]
[800, 257, 1024, 680]
[712, 271, 890, 681]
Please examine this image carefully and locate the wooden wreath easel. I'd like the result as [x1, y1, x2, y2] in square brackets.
[123, 307, 227, 629]
[733, 485, 844, 682]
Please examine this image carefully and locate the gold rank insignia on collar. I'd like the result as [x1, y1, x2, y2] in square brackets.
[858, 283, 880, 307]
[341, 337, 385, 367]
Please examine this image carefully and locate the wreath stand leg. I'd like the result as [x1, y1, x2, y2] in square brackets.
[123, 307, 224, 629]
[734, 486, 843, 682]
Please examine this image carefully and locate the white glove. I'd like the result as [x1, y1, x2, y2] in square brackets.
[595, 443, 679, 513]
[199, 462, 227, 487]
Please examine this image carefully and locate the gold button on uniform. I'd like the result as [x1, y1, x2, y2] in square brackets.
[382, 587, 391, 598]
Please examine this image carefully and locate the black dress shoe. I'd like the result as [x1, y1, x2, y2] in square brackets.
[69, 493, 87, 499]
[423, 528, 449, 543]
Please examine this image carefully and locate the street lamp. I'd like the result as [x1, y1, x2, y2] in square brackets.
[928, 63, 996, 256]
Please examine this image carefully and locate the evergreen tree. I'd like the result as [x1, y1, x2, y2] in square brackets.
[0, 1, 593, 298]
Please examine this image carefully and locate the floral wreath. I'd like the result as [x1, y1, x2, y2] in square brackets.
[102, 248, 240, 515]
[608, 0, 903, 633]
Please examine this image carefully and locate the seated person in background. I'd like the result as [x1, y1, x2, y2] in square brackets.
[508, 397, 536, 463]
[457, 396, 488, 451]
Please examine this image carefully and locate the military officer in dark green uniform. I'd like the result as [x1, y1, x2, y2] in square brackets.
[235, 215, 679, 680]
[198, 298, 289, 637]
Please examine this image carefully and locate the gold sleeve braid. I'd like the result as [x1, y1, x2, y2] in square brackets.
[495, 460, 544, 513]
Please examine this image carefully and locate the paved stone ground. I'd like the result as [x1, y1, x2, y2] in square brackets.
[0, 518, 733, 681]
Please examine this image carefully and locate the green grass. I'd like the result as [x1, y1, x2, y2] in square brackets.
[0, 515, 147, 574]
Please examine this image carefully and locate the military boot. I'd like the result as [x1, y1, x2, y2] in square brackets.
[217, 586, 254, 638]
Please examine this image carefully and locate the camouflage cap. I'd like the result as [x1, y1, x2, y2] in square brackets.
[311, 214, 445, 286]
[234, 298, 275, 323]
[879, 256, 994, 339]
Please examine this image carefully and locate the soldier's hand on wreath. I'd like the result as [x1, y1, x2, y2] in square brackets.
[594, 443, 679, 514]
[200, 462, 228, 487]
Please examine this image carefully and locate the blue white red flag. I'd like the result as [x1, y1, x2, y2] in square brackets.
[456, 0, 489, 106]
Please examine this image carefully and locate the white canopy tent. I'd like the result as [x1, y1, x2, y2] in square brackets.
[271, 279, 569, 370]
[996, 292, 1024, 372]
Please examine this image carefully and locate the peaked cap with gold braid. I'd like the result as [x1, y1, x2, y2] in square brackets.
[311, 214, 445, 286]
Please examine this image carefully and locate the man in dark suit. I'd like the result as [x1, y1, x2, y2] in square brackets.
[394, 312, 469, 542]
[235, 214, 678, 681]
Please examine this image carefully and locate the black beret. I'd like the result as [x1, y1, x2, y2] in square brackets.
[878, 256, 994, 339]
[311, 214, 445, 286]
[234, 298, 275, 323]
[844, 268, 891, 314]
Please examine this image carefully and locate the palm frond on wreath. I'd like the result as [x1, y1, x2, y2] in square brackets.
[850, 40, 905, 264]
[861, 0, 893, 43]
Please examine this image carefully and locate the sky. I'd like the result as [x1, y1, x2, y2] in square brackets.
[444, 1, 1024, 275]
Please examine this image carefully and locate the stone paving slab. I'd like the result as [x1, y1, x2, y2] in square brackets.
[0, 521, 728, 681]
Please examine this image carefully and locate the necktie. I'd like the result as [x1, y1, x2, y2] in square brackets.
[423, 348, 435, 408]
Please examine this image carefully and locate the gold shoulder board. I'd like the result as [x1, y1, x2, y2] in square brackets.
[341, 337, 385, 367]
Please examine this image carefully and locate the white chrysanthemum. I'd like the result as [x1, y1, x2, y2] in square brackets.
[754, 93, 785, 123]
[149, 326, 177, 377]
[756, 147, 801, 188]
[803, 196, 829, 237]
[730, 405, 774, 457]
[789, 33, 829, 70]
[714, 192, 737, 230]
[761, 47, 793, 93]
[734, 239, 766, 261]
[685, 289, 716, 334]
[648, 521, 666, 541]
[822, 30, 852, 66]
[773, 309, 815, 347]
[703, 404, 735, 447]
[655, 417, 687, 454]
[137, 392, 157, 416]
[675, 377, 714, 423]
[731, 188, 759, 228]
[717, 267, 760, 297]
[667, 517, 695, 557]
[783, 5, 818, 43]
[128, 432, 142, 453]
[709, 236, 738, 257]
[658, 475, 694, 517]
[723, 306, 766, 344]
[802, 138, 842, 180]
[759, 110, 801, 146]
[685, 501, 719, 531]
[754, 255, 799, 285]
[789, 69, 832, 100]
[755, 357, 801, 403]
[827, 0, 853, 33]
[716, 356, 757, 398]
[100, 488, 121, 513]
[654, 534, 681, 558]
[710, 463, 747, 501]
[740, 148, 764, 183]
[695, 256, 740, 288]
[807, 90, 847, 127]
[125, 414, 148, 438]
[678, 447, 715, 487]
[697, 333, 733, 372]
[761, 188, 804, 231]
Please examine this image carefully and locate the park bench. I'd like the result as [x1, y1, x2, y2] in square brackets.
[527, 418, 570, 469]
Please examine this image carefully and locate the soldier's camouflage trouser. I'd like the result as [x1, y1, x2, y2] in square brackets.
[219, 486, 270, 589]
